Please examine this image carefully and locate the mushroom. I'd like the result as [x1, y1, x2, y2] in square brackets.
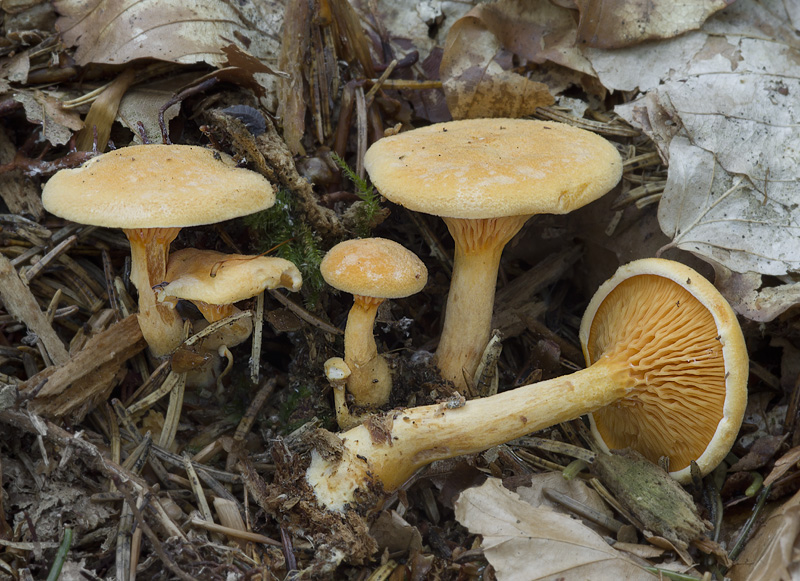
[320, 238, 427, 408]
[306, 258, 748, 510]
[41, 144, 276, 356]
[160, 248, 302, 350]
[364, 118, 622, 390]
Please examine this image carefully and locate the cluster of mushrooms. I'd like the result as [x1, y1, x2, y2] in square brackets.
[40, 118, 749, 514]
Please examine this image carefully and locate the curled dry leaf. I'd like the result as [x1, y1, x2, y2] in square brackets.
[713, 266, 800, 323]
[574, 0, 729, 49]
[13, 89, 83, 146]
[441, 0, 607, 119]
[53, 0, 282, 68]
[455, 478, 648, 581]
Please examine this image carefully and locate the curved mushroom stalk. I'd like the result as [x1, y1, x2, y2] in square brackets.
[308, 362, 626, 510]
[307, 259, 748, 511]
[125, 227, 185, 357]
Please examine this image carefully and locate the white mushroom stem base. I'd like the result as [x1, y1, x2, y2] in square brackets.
[344, 295, 392, 407]
[125, 228, 185, 357]
[435, 215, 530, 389]
[307, 358, 629, 511]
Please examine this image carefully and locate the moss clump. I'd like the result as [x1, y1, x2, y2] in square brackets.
[245, 188, 326, 306]
[331, 153, 383, 238]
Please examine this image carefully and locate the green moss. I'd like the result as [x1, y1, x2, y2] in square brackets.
[244, 188, 325, 306]
[331, 152, 382, 238]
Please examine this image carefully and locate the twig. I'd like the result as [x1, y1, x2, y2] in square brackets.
[250, 292, 264, 384]
[183, 453, 215, 524]
[112, 476, 198, 581]
[268, 290, 342, 335]
[226, 378, 277, 473]
[0, 254, 69, 365]
[158, 372, 187, 450]
[189, 518, 281, 547]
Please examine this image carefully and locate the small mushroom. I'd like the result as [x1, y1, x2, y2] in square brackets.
[364, 119, 622, 390]
[306, 258, 748, 510]
[41, 144, 276, 356]
[160, 248, 302, 350]
[320, 238, 427, 408]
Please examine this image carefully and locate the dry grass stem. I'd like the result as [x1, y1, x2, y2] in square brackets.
[190, 517, 282, 547]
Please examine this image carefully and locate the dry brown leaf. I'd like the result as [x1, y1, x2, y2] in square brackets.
[369, 510, 423, 556]
[764, 446, 800, 488]
[117, 73, 197, 143]
[53, 0, 282, 69]
[455, 478, 650, 580]
[574, 0, 729, 49]
[514, 472, 615, 535]
[440, 12, 553, 119]
[729, 487, 800, 581]
[13, 89, 83, 146]
[465, 0, 594, 74]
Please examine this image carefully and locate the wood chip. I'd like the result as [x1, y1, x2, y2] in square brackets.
[0, 253, 69, 365]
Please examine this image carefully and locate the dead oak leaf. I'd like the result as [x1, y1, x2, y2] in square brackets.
[455, 478, 650, 581]
[53, 0, 282, 68]
[575, 0, 729, 49]
[440, 12, 553, 120]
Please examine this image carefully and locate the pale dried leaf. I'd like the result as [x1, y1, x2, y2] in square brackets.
[575, 0, 728, 49]
[14, 89, 83, 146]
[455, 478, 650, 581]
[714, 267, 800, 322]
[53, 0, 282, 68]
[515, 472, 615, 535]
[369, 510, 423, 555]
[729, 488, 800, 581]
[117, 74, 196, 143]
[657, 136, 800, 276]
[593, 2, 800, 281]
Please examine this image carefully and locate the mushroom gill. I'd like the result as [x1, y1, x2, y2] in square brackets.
[586, 274, 727, 471]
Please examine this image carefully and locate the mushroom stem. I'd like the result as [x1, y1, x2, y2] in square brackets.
[344, 295, 391, 407]
[307, 359, 630, 510]
[435, 216, 530, 388]
[125, 228, 185, 357]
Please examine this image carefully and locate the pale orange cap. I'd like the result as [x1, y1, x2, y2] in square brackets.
[42, 144, 275, 228]
[320, 238, 427, 299]
[162, 248, 302, 305]
[364, 118, 622, 220]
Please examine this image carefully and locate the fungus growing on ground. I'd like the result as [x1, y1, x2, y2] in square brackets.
[41, 144, 276, 356]
[160, 248, 302, 349]
[364, 118, 622, 390]
[320, 238, 427, 408]
[159, 248, 302, 388]
[306, 258, 748, 510]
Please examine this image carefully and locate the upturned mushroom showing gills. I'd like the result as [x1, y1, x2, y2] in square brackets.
[364, 118, 622, 390]
[320, 238, 428, 408]
[160, 248, 302, 350]
[41, 144, 276, 356]
[306, 258, 748, 511]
